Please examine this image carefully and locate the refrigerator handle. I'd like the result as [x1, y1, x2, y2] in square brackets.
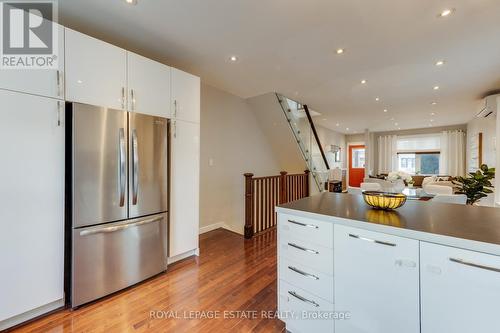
[132, 129, 139, 205]
[118, 128, 126, 207]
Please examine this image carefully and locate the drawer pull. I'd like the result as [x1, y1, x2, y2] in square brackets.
[288, 291, 320, 307]
[450, 258, 500, 273]
[288, 219, 318, 229]
[349, 233, 396, 247]
[288, 266, 319, 280]
[288, 242, 319, 254]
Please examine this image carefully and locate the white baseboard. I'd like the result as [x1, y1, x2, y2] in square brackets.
[199, 222, 225, 234]
[199, 222, 243, 236]
[0, 298, 64, 331]
[167, 249, 199, 264]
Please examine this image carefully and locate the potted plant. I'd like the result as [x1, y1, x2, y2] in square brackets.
[453, 164, 495, 205]
[407, 179, 415, 188]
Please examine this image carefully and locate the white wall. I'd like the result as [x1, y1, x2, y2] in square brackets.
[316, 125, 347, 170]
[200, 84, 281, 234]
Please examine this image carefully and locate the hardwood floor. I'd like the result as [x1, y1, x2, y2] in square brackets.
[9, 228, 284, 333]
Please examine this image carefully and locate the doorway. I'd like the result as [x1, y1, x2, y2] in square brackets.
[349, 145, 365, 187]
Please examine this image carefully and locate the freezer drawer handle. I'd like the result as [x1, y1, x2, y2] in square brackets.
[349, 233, 396, 247]
[288, 219, 318, 229]
[287, 242, 319, 254]
[288, 266, 319, 280]
[132, 129, 139, 205]
[79, 216, 163, 236]
[118, 128, 126, 207]
[288, 291, 320, 307]
[450, 258, 500, 273]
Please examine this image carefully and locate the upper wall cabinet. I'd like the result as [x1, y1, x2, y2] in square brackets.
[127, 52, 171, 117]
[65, 28, 127, 110]
[171, 68, 200, 123]
[0, 23, 64, 99]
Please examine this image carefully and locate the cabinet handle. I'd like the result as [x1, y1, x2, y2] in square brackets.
[288, 266, 319, 280]
[287, 242, 319, 254]
[131, 89, 135, 111]
[348, 233, 396, 247]
[450, 258, 500, 273]
[121, 87, 125, 109]
[56, 70, 61, 96]
[131, 129, 139, 205]
[56, 101, 62, 126]
[288, 219, 318, 229]
[80, 215, 163, 236]
[174, 100, 178, 118]
[288, 291, 319, 307]
[172, 120, 177, 138]
[118, 128, 126, 207]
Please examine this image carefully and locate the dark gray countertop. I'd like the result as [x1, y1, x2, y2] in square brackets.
[278, 192, 500, 247]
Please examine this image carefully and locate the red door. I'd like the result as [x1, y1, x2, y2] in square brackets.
[349, 145, 365, 187]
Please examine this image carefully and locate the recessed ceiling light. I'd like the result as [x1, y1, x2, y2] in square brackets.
[375, 97, 380, 101]
[431, 102, 437, 105]
[361, 79, 367, 84]
[430, 119, 435, 122]
[439, 8, 454, 17]
[346, 127, 349, 131]
[322, 118, 327, 121]
[336, 48, 345, 55]
[435, 60, 445, 66]
[394, 122, 399, 126]
[125, 0, 137, 4]
[336, 123, 340, 127]
[433, 86, 440, 90]
[398, 128, 401, 130]
[229, 55, 238, 62]
[383, 109, 388, 113]
[430, 112, 436, 116]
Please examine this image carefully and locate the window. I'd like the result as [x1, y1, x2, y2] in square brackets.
[396, 134, 441, 175]
[351, 148, 365, 168]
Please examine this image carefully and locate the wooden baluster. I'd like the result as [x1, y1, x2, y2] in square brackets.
[304, 170, 310, 197]
[244, 173, 254, 239]
[259, 178, 264, 234]
[280, 171, 288, 204]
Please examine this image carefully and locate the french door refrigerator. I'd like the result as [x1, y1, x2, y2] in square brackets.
[68, 103, 169, 307]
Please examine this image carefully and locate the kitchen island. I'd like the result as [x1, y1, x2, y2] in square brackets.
[276, 192, 500, 333]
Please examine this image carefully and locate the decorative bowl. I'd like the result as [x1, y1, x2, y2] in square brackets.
[362, 191, 407, 210]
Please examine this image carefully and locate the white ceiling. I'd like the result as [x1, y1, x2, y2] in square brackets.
[60, 0, 500, 134]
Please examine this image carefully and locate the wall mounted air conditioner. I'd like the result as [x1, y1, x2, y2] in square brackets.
[476, 94, 499, 118]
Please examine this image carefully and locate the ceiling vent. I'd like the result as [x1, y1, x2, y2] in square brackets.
[476, 94, 499, 118]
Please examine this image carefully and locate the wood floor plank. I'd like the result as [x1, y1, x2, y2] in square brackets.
[8, 228, 284, 333]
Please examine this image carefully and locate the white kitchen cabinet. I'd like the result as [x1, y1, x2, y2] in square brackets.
[0, 90, 64, 323]
[421, 242, 500, 333]
[334, 225, 420, 333]
[171, 68, 200, 123]
[170, 120, 200, 257]
[65, 28, 127, 109]
[127, 52, 171, 117]
[0, 23, 64, 99]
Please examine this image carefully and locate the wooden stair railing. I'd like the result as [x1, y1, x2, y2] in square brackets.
[244, 170, 310, 239]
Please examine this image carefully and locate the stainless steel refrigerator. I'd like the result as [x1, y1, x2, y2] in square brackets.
[68, 103, 169, 307]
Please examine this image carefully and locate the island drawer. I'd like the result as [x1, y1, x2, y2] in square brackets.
[279, 256, 334, 303]
[279, 235, 333, 276]
[278, 280, 334, 333]
[278, 213, 333, 249]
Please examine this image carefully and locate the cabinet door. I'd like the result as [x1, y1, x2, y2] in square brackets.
[170, 120, 200, 257]
[127, 52, 171, 117]
[0, 23, 64, 99]
[421, 242, 500, 333]
[171, 68, 200, 123]
[65, 28, 126, 109]
[0, 90, 64, 322]
[334, 225, 420, 333]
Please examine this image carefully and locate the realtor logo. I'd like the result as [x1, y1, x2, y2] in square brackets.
[1, 0, 58, 69]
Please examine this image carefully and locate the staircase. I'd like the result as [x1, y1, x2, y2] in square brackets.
[275, 93, 330, 191]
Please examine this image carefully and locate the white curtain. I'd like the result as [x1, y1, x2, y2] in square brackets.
[440, 130, 466, 176]
[378, 135, 398, 174]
